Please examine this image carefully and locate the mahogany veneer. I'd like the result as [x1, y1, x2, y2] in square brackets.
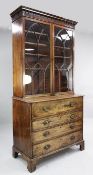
[11, 6, 84, 172]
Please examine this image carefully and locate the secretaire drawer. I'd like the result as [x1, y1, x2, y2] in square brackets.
[33, 120, 82, 144]
[32, 97, 83, 119]
[32, 111, 83, 131]
[33, 130, 83, 157]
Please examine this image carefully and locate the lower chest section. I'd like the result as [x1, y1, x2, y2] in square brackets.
[32, 96, 83, 158]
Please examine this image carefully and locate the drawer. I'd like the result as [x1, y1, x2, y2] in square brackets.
[33, 130, 83, 157]
[33, 120, 82, 144]
[32, 111, 83, 131]
[32, 97, 83, 119]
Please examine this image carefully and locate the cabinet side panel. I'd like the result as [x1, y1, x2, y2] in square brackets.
[13, 99, 32, 157]
[12, 18, 24, 97]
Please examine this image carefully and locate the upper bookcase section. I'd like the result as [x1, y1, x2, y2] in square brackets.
[11, 6, 77, 97]
[10, 6, 77, 29]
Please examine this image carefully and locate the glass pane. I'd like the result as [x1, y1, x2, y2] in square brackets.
[54, 26, 73, 92]
[25, 20, 50, 95]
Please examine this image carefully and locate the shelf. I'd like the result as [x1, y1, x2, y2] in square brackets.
[25, 30, 48, 36]
[25, 53, 49, 57]
[55, 46, 71, 50]
[25, 43, 70, 49]
[25, 67, 45, 70]
[25, 41, 49, 47]
[55, 56, 72, 59]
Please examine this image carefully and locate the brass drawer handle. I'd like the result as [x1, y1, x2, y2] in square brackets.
[42, 106, 50, 112]
[58, 113, 62, 118]
[43, 120, 51, 126]
[70, 136, 75, 140]
[70, 124, 75, 129]
[70, 114, 75, 120]
[44, 144, 51, 150]
[43, 131, 50, 137]
[64, 102, 76, 108]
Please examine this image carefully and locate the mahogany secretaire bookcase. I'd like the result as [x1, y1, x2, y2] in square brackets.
[10, 6, 84, 172]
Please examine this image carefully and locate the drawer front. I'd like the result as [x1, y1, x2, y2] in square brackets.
[32, 111, 83, 131]
[33, 120, 82, 144]
[32, 97, 83, 119]
[33, 131, 83, 157]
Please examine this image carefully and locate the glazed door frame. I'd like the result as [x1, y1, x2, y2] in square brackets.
[23, 17, 74, 96]
[24, 18, 53, 95]
[53, 24, 74, 93]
